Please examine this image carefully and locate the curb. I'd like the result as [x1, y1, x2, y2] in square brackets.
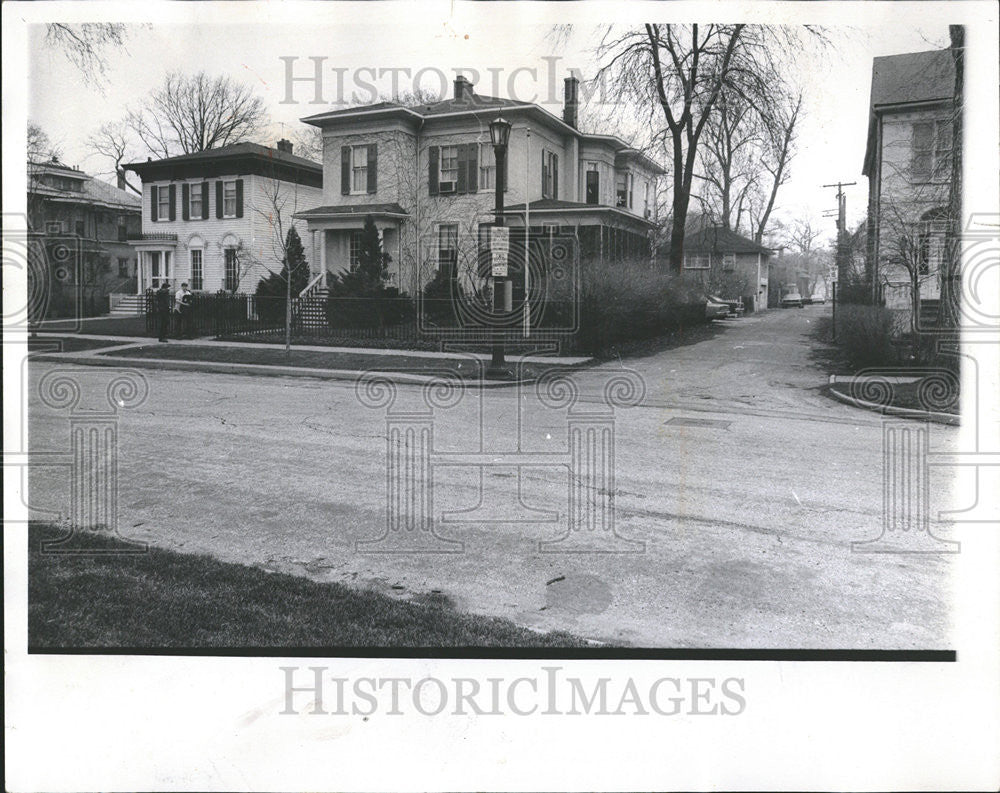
[826, 375, 959, 426]
[29, 352, 543, 389]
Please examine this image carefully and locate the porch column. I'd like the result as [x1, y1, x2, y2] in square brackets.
[319, 229, 327, 288]
[136, 252, 144, 293]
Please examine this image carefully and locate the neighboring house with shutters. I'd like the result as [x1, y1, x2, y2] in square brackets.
[863, 48, 957, 315]
[123, 140, 323, 296]
[27, 156, 142, 317]
[295, 75, 664, 296]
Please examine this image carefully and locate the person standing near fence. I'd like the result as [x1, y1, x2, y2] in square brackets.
[156, 282, 172, 342]
[175, 282, 193, 339]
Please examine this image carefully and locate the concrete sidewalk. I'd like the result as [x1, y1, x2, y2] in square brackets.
[28, 333, 591, 386]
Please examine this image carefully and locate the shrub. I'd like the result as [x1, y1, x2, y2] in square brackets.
[834, 303, 903, 368]
[574, 255, 706, 354]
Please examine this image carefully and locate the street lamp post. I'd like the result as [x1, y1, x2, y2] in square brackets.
[486, 115, 512, 379]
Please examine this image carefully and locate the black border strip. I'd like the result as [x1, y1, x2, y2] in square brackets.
[29, 647, 956, 661]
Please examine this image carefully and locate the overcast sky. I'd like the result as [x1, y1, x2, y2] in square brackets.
[27, 10, 958, 249]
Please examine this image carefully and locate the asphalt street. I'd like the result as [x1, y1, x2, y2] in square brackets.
[27, 305, 958, 648]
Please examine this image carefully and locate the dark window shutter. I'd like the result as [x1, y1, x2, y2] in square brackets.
[168, 184, 176, 220]
[428, 146, 439, 196]
[367, 144, 377, 193]
[235, 179, 244, 218]
[151, 186, 159, 222]
[216, 181, 223, 218]
[182, 184, 190, 220]
[201, 183, 210, 219]
[553, 154, 559, 200]
[468, 144, 478, 192]
[341, 146, 350, 195]
[457, 144, 468, 194]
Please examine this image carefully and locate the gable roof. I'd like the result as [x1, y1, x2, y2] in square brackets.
[683, 225, 772, 255]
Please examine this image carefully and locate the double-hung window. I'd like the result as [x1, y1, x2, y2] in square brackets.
[542, 150, 559, 199]
[911, 120, 953, 182]
[439, 146, 459, 191]
[157, 188, 171, 221]
[352, 147, 369, 193]
[478, 143, 496, 190]
[224, 247, 239, 292]
[189, 249, 204, 290]
[223, 181, 238, 217]
[437, 224, 458, 274]
[190, 185, 203, 219]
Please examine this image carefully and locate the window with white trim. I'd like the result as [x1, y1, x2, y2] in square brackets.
[351, 147, 369, 193]
[911, 120, 953, 182]
[189, 185, 203, 219]
[223, 181, 237, 218]
[616, 171, 633, 208]
[683, 253, 711, 270]
[189, 248, 204, 290]
[439, 146, 459, 189]
[224, 247, 239, 291]
[478, 143, 495, 190]
[157, 188, 171, 221]
[437, 223, 458, 273]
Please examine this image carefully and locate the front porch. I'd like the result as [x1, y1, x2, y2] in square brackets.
[128, 233, 178, 293]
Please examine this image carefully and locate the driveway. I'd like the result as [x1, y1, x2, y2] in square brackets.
[27, 306, 958, 648]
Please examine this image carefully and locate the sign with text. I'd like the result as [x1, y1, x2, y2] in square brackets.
[491, 226, 509, 277]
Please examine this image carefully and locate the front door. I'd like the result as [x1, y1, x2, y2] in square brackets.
[145, 251, 173, 289]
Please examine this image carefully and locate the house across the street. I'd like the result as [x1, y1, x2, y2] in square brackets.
[123, 140, 323, 300]
[295, 75, 665, 296]
[680, 223, 773, 312]
[28, 157, 142, 317]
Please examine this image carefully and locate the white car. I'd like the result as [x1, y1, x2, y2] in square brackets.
[780, 292, 804, 308]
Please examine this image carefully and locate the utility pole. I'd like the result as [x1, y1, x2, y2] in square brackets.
[822, 181, 857, 293]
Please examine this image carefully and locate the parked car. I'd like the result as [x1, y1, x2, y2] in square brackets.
[780, 292, 804, 308]
[709, 295, 744, 317]
[810, 295, 826, 304]
[705, 295, 731, 320]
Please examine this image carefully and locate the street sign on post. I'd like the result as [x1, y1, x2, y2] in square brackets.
[491, 226, 509, 277]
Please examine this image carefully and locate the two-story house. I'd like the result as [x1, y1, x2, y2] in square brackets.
[863, 48, 956, 313]
[27, 157, 142, 317]
[123, 140, 323, 299]
[295, 75, 665, 296]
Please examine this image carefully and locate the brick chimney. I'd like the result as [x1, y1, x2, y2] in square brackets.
[277, 138, 293, 154]
[563, 76, 579, 128]
[453, 75, 474, 103]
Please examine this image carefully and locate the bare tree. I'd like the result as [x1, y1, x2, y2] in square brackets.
[748, 94, 802, 243]
[126, 71, 269, 157]
[86, 120, 142, 194]
[592, 24, 823, 269]
[27, 121, 61, 162]
[44, 23, 130, 90]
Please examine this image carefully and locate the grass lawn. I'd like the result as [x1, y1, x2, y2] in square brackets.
[33, 314, 150, 336]
[99, 343, 579, 379]
[28, 336, 132, 353]
[830, 379, 959, 415]
[28, 523, 589, 649]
